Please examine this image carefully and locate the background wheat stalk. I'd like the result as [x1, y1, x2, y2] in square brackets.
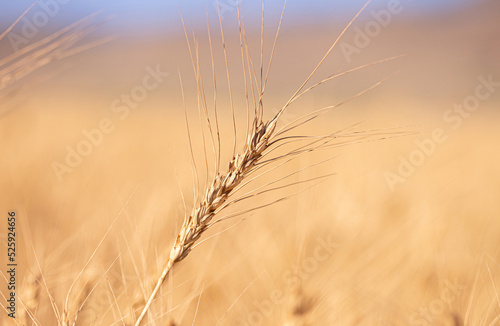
[0, 9, 108, 325]
[0, 13, 108, 88]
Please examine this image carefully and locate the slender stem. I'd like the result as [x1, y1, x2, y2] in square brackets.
[134, 258, 175, 326]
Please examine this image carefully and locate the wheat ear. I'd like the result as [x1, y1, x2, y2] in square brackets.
[135, 116, 278, 324]
[134, 1, 383, 324]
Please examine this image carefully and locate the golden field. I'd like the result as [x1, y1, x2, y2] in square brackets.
[1, 1, 500, 325]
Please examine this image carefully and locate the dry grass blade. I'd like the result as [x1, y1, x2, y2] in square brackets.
[0, 3, 37, 41]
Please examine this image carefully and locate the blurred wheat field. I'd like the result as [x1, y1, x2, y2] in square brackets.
[1, 1, 500, 325]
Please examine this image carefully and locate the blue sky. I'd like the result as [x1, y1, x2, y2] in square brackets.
[1, 0, 472, 34]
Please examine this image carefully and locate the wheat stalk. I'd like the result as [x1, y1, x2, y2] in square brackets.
[131, 1, 398, 324]
[135, 113, 280, 324]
